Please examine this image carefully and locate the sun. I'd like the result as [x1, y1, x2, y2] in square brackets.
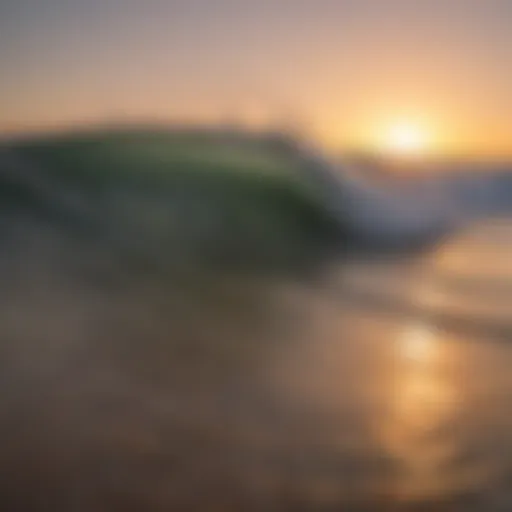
[381, 122, 430, 157]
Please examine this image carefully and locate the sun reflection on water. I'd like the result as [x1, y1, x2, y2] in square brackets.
[380, 318, 460, 501]
[400, 322, 438, 364]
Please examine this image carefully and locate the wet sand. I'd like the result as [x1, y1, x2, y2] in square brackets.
[2, 219, 512, 510]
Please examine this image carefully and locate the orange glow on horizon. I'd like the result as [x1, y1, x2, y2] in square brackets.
[319, 111, 511, 160]
[379, 122, 431, 157]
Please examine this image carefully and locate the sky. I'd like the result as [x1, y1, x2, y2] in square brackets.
[1, 0, 511, 157]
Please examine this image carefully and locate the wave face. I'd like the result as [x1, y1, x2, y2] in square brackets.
[293, 142, 512, 249]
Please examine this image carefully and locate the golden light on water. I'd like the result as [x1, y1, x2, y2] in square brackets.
[379, 319, 459, 500]
[400, 323, 438, 363]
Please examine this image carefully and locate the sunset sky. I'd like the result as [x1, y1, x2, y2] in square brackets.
[1, 0, 511, 157]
